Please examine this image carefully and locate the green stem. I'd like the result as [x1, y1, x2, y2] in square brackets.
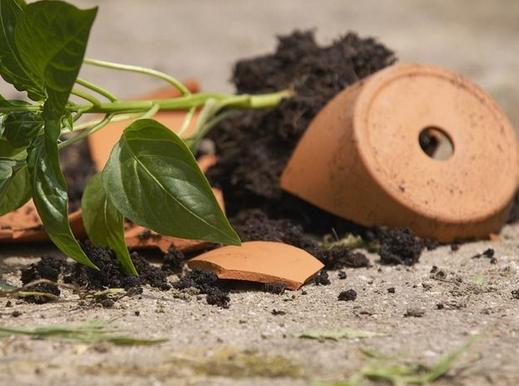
[140, 103, 160, 119]
[84, 58, 190, 96]
[177, 107, 195, 137]
[76, 78, 118, 102]
[59, 114, 114, 149]
[71, 89, 101, 107]
[79, 90, 291, 114]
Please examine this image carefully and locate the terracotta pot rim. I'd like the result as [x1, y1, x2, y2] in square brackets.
[352, 63, 518, 224]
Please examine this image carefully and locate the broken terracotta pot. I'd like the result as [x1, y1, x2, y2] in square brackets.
[0, 82, 220, 252]
[188, 241, 324, 290]
[281, 63, 519, 242]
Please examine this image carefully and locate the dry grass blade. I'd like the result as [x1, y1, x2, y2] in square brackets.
[298, 329, 385, 341]
[0, 320, 167, 346]
[322, 336, 477, 386]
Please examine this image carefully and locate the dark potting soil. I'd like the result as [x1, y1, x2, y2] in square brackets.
[64, 241, 170, 291]
[173, 269, 230, 308]
[232, 209, 371, 269]
[338, 289, 357, 301]
[368, 227, 426, 266]
[206, 30, 431, 265]
[20, 242, 171, 303]
[20, 256, 63, 303]
[59, 141, 97, 213]
[207, 31, 395, 222]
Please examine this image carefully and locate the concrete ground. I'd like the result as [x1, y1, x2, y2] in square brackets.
[1, 1, 519, 385]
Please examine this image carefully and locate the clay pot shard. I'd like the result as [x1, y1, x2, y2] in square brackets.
[281, 63, 519, 242]
[187, 241, 324, 290]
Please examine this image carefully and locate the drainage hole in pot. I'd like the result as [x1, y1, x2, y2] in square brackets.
[418, 126, 454, 160]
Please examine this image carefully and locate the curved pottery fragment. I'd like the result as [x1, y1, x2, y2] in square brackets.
[188, 241, 324, 290]
[281, 63, 519, 242]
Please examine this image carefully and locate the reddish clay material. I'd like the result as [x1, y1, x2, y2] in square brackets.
[281, 63, 519, 242]
[187, 241, 324, 290]
[0, 82, 223, 252]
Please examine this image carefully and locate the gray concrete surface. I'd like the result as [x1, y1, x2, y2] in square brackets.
[1, 1, 519, 385]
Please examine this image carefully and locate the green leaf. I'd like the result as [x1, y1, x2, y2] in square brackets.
[28, 121, 97, 269]
[14, 0, 97, 119]
[0, 136, 26, 159]
[0, 160, 30, 215]
[0, 0, 43, 100]
[82, 173, 137, 276]
[3, 111, 43, 147]
[103, 119, 240, 245]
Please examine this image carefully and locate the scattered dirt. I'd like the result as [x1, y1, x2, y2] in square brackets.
[161, 246, 186, 275]
[471, 248, 495, 260]
[337, 289, 357, 301]
[173, 269, 231, 308]
[59, 141, 97, 213]
[19, 242, 171, 304]
[313, 270, 331, 286]
[233, 209, 373, 269]
[64, 242, 170, 291]
[20, 256, 63, 303]
[372, 227, 428, 266]
[264, 282, 286, 294]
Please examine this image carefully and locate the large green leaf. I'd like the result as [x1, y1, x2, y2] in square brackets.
[28, 121, 97, 269]
[0, 136, 26, 159]
[103, 119, 240, 245]
[3, 111, 43, 147]
[0, 160, 30, 215]
[0, 0, 43, 100]
[14, 0, 97, 119]
[82, 174, 137, 276]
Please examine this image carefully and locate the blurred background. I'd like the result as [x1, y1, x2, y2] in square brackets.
[11, 0, 519, 129]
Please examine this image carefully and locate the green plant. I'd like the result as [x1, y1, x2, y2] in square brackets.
[0, 0, 288, 274]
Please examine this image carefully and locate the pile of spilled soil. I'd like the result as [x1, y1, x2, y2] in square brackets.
[20, 242, 171, 305]
[206, 30, 434, 264]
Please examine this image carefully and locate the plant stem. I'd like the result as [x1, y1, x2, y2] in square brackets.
[71, 89, 101, 107]
[177, 107, 195, 137]
[140, 103, 160, 119]
[76, 78, 118, 102]
[59, 114, 114, 149]
[84, 58, 190, 96]
[79, 90, 291, 114]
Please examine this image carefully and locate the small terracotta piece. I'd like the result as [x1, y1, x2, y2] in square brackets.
[188, 241, 324, 290]
[281, 63, 519, 242]
[0, 82, 222, 252]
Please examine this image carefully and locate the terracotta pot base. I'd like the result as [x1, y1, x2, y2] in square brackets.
[281, 63, 519, 242]
[187, 241, 324, 290]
